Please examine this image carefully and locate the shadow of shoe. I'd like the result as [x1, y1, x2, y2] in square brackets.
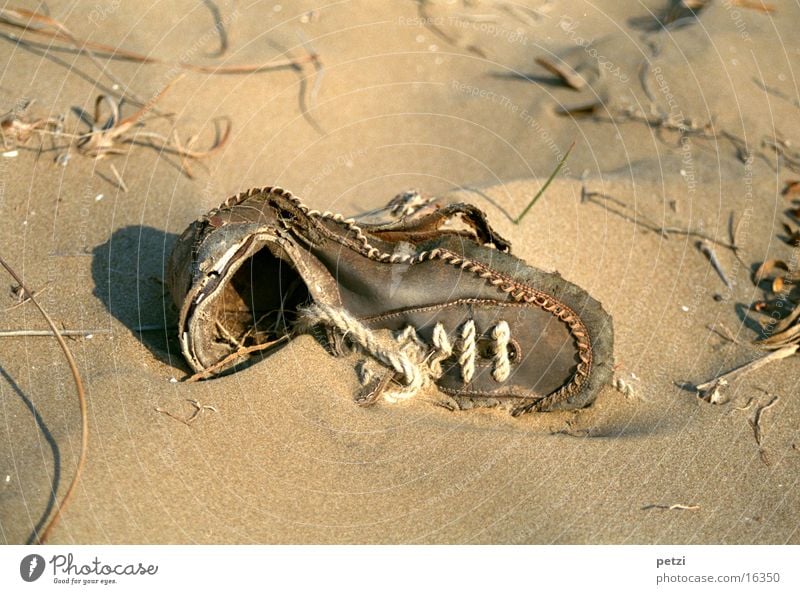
[91, 225, 187, 372]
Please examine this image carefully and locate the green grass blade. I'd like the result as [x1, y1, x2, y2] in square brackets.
[513, 141, 575, 224]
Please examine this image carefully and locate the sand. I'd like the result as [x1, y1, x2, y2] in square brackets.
[1, 0, 798, 544]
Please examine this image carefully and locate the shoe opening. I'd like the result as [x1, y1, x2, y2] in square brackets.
[208, 244, 311, 349]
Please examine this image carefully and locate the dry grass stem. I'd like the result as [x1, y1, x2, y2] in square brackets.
[185, 336, 289, 382]
[695, 345, 798, 400]
[0, 255, 88, 544]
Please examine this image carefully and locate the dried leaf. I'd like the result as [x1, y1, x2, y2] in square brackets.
[732, 0, 776, 13]
[783, 223, 800, 246]
[753, 301, 768, 312]
[772, 276, 785, 293]
[753, 259, 789, 283]
[767, 300, 800, 337]
[782, 180, 800, 197]
[757, 322, 800, 348]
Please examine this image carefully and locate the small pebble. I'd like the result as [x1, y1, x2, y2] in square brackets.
[95, 194, 104, 202]
[2, 150, 19, 158]
[169, 377, 178, 384]
[681, 305, 689, 312]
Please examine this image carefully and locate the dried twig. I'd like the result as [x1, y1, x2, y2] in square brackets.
[706, 322, 742, 345]
[582, 190, 737, 250]
[201, 0, 233, 58]
[697, 239, 732, 290]
[554, 98, 602, 118]
[763, 137, 800, 172]
[642, 503, 701, 511]
[4, 282, 50, 311]
[749, 393, 780, 446]
[593, 105, 715, 139]
[695, 345, 798, 398]
[0, 329, 106, 337]
[109, 164, 128, 192]
[0, 255, 88, 544]
[755, 301, 800, 348]
[155, 398, 218, 426]
[551, 428, 592, 438]
[137, 117, 231, 159]
[0, 7, 147, 107]
[296, 31, 326, 135]
[185, 336, 289, 382]
[0, 7, 318, 76]
[535, 57, 586, 91]
[8, 87, 231, 178]
[753, 78, 800, 111]
[639, 60, 656, 102]
[78, 76, 184, 158]
[728, 211, 748, 267]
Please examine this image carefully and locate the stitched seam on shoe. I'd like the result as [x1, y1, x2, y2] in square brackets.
[361, 298, 548, 323]
[361, 257, 592, 409]
[215, 186, 592, 409]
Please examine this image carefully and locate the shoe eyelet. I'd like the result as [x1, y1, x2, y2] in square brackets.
[477, 340, 495, 359]
[476, 337, 522, 363]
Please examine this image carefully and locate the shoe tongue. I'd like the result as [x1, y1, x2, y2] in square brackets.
[363, 203, 512, 252]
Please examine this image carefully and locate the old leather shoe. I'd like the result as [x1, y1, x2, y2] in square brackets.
[167, 186, 614, 414]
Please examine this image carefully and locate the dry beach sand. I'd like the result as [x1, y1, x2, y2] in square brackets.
[1, 0, 799, 544]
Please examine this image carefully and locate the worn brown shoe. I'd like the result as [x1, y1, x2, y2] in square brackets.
[167, 186, 613, 414]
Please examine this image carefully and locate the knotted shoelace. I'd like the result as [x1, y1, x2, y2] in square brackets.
[300, 303, 513, 402]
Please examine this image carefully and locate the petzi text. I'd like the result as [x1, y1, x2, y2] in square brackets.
[656, 556, 686, 568]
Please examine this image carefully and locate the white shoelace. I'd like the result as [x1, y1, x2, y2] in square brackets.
[300, 303, 513, 402]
